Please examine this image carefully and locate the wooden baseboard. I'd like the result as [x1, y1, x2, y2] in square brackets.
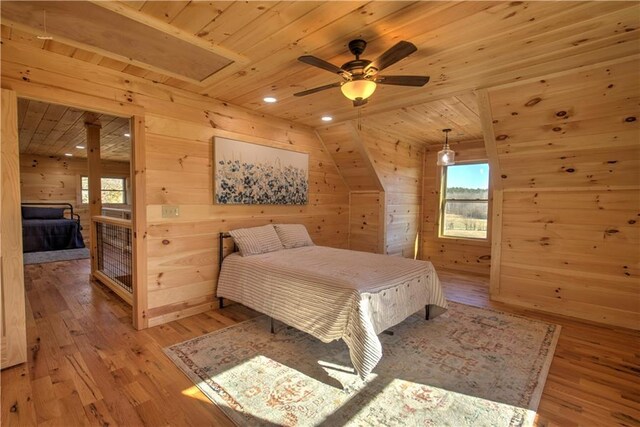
[147, 299, 221, 327]
[490, 294, 639, 331]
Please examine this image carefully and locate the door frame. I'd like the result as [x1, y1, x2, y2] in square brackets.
[2, 84, 148, 330]
[1, 88, 27, 369]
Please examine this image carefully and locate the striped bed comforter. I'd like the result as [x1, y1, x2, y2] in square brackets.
[216, 246, 448, 378]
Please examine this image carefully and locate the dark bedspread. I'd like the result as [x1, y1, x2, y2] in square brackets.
[22, 219, 85, 253]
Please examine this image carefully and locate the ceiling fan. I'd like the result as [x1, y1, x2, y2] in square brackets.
[294, 39, 429, 107]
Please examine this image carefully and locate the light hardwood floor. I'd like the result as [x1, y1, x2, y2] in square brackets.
[2, 260, 639, 426]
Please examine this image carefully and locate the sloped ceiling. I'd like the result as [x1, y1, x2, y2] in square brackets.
[1, 1, 638, 126]
[17, 99, 131, 161]
[358, 92, 482, 145]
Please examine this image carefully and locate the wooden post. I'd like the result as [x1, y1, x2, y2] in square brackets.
[476, 89, 503, 298]
[86, 120, 102, 275]
[131, 115, 148, 330]
[1, 88, 27, 369]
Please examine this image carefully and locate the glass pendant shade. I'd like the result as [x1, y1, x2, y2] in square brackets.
[436, 128, 455, 166]
[436, 147, 455, 166]
[341, 79, 377, 101]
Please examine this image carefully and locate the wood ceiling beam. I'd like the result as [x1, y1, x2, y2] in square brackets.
[475, 89, 501, 192]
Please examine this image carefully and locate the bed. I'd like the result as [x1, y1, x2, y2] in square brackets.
[216, 224, 448, 379]
[21, 203, 85, 253]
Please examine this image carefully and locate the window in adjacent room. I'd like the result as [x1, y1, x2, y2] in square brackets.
[440, 162, 489, 240]
[81, 176, 127, 204]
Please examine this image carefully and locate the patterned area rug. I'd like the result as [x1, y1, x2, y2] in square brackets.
[23, 247, 90, 265]
[164, 302, 560, 426]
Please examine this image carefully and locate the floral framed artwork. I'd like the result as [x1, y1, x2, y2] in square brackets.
[214, 137, 309, 205]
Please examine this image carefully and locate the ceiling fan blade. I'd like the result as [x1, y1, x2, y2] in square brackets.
[353, 98, 368, 107]
[298, 55, 345, 75]
[365, 41, 417, 73]
[375, 75, 430, 86]
[293, 82, 342, 97]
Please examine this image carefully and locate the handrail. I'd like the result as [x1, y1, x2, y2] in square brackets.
[92, 215, 132, 228]
[91, 216, 133, 306]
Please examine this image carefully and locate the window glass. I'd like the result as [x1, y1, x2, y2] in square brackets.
[440, 163, 489, 239]
[81, 176, 126, 204]
[81, 176, 89, 204]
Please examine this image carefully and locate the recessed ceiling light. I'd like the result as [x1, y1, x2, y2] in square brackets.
[321, 116, 333, 122]
[64, 153, 73, 157]
[263, 97, 277, 103]
[124, 133, 131, 137]
[75, 145, 85, 149]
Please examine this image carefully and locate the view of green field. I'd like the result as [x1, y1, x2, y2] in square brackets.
[441, 213, 488, 239]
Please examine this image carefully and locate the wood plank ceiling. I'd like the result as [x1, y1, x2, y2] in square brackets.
[1, 1, 638, 132]
[358, 92, 482, 145]
[17, 99, 131, 161]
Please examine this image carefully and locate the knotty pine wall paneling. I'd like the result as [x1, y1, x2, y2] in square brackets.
[316, 122, 384, 254]
[485, 58, 640, 329]
[317, 120, 424, 257]
[19, 154, 130, 244]
[422, 139, 492, 275]
[2, 43, 350, 327]
[358, 126, 424, 258]
[349, 191, 385, 254]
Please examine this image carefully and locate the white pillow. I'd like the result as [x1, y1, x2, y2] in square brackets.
[229, 225, 283, 257]
[274, 224, 314, 249]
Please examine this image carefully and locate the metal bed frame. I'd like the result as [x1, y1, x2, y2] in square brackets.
[21, 202, 82, 227]
[218, 231, 234, 310]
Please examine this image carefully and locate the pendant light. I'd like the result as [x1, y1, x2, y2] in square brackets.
[36, 10, 53, 41]
[437, 128, 455, 166]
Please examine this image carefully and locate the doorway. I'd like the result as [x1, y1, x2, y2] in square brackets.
[19, 98, 136, 303]
[1, 87, 147, 371]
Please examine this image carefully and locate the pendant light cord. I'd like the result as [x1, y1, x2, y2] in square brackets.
[442, 128, 451, 149]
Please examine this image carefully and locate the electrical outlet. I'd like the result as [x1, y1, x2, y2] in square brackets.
[161, 205, 179, 218]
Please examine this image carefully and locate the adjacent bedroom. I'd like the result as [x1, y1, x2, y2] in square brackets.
[0, 2, 638, 427]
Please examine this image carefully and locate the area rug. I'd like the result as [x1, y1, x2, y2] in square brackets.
[23, 247, 90, 265]
[164, 302, 560, 426]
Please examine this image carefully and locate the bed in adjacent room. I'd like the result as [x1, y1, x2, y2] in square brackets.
[21, 203, 85, 253]
[217, 224, 448, 379]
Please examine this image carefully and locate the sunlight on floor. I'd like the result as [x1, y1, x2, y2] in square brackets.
[346, 378, 537, 426]
[178, 356, 537, 425]
[181, 384, 213, 404]
[317, 359, 358, 374]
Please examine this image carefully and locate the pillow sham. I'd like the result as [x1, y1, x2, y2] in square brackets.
[229, 224, 284, 257]
[22, 206, 65, 220]
[274, 224, 314, 249]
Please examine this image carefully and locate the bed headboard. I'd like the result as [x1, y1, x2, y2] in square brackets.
[21, 202, 80, 223]
[219, 232, 238, 271]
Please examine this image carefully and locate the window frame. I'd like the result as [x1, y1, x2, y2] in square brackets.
[438, 161, 490, 242]
[81, 175, 128, 205]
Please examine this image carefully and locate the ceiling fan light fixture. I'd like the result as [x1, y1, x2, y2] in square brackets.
[437, 128, 455, 166]
[341, 79, 377, 101]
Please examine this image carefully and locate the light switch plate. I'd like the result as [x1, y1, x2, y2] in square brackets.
[161, 205, 179, 218]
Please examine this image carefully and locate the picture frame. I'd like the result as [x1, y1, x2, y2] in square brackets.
[214, 137, 309, 205]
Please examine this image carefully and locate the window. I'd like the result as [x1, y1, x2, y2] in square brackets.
[81, 176, 126, 204]
[440, 162, 489, 239]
